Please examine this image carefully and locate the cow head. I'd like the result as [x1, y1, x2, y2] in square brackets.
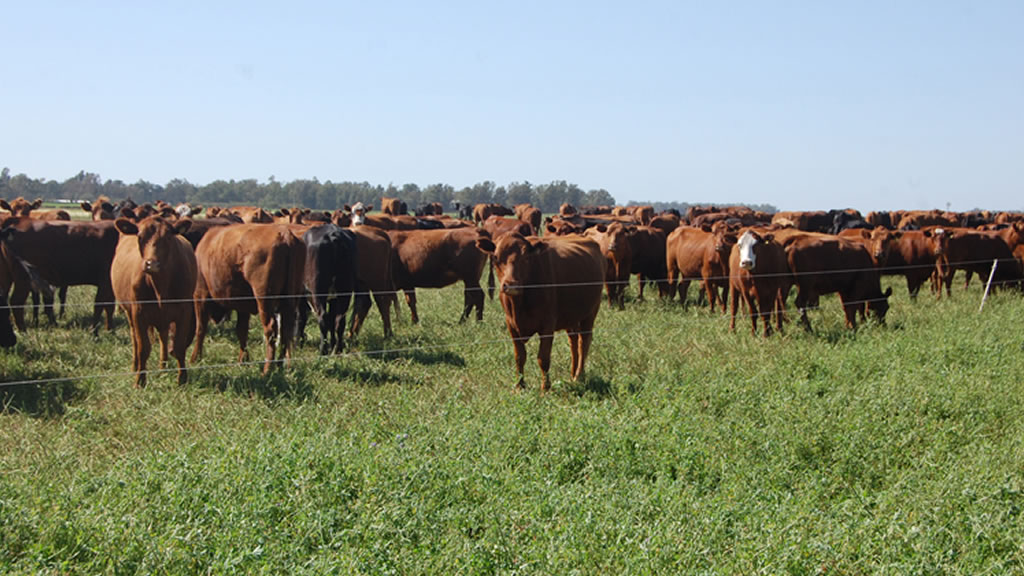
[923, 227, 948, 256]
[736, 229, 774, 271]
[115, 216, 191, 276]
[868, 226, 897, 265]
[475, 233, 542, 297]
[80, 196, 116, 220]
[0, 197, 43, 217]
[545, 220, 578, 236]
[346, 202, 372, 226]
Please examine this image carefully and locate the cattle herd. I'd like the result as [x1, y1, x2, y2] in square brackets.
[1, 195, 1023, 391]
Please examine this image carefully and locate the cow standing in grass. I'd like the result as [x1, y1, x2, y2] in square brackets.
[476, 233, 606, 392]
[111, 216, 198, 387]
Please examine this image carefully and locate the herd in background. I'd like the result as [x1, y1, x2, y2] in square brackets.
[1, 194, 1023, 391]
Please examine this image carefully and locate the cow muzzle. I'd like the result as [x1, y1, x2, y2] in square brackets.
[740, 259, 754, 270]
[144, 259, 161, 274]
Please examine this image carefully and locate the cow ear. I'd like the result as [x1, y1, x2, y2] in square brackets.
[366, 204, 374, 212]
[115, 218, 139, 235]
[342, 204, 351, 212]
[279, 208, 290, 216]
[763, 233, 774, 243]
[0, 200, 11, 211]
[596, 224, 607, 233]
[121, 207, 137, 221]
[173, 220, 192, 235]
[475, 238, 496, 255]
[546, 224, 557, 234]
[922, 229, 932, 238]
[31, 198, 43, 209]
[80, 202, 93, 212]
[191, 205, 203, 216]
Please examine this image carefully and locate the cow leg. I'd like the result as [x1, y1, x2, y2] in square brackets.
[235, 311, 252, 365]
[30, 290, 40, 327]
[191, 302, 209, 364]
[374, 292, 394, 338]
[964, 269, 973, 290]
[461, 282, 483, 322]
[729, 284, 739, 332]
[135, 320, 151, 388]
[316, 303, 332, 355]
[773, 287, 785, 334]
[795, 288, 813, 332]
[568, 330, 580, 380]
[94, 283, 116, 334]
[636, 274, 646, 301]
[840, 296, 858, 330]
[677, 279, 691, 306]
[255, 302, 277, 374]
[537, 334, 554, 392]
[157, 325, 170, 369]
[756, 290, 775, 337]
[278, 296, 298, 365]
[58, 286, 68, 319]
[43, 289, 56, 325]
[575, 319, 595, 381]
[172, 310, 193, 385]
[404, 289, 419, 324]
[348, 292, 371, 338]
[511, 333, 528, 389]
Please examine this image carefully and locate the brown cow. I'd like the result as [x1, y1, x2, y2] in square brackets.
[631, 205, 655, 226]
[1, 197, 71, 221]
[111, 216, 198, 387]
[928, 227, 1022, 296]
[0, 218, 118, 332]
[80, 196, 117, 220]
[544, 218, 581, 236]
[729, 229, 789, 336]
[897, 210, 958, 230]
[648, 212, 681, 236]
[0, 236, 20, 347]
[877, 229, 938, 297]
[473, 203, 514, 225]
[381, 197, 408, 216]
[348, 226, 396, 339]
[786, 235, 891, 330]
[475, 233, 605, 391]
[585, 222, 633, 310]
[388, 227, 490, 323]
[192, 224, 306, 374]
[665, 225, 732, 311]
[627, 225, 669, 299]
[838, 226, 898, 267]
[515, 204, 542, 232]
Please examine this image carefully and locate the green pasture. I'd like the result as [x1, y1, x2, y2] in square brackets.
[2, 276, 1023, 574]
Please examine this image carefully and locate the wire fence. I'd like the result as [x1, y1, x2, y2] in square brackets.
[1, 255, 1020, 313]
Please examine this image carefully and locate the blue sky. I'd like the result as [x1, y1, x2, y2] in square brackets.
[2, 1, 1022, 212]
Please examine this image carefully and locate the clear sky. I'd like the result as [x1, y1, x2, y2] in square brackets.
[2, 1, 1022, 212]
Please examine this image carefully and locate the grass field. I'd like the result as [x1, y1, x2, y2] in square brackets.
[2, 275, 1024, 574]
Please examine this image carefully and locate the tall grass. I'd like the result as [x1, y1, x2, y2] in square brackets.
[1, 277, 1023, 574]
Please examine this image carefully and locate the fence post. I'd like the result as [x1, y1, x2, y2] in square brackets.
[979, 259, 999, 312]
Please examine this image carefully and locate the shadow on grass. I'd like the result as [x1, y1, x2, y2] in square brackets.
[0, 369, 82, 418]
[321, 361, 407, 388]
[564, 375, 615, 400]
[191, 364, 316, 401]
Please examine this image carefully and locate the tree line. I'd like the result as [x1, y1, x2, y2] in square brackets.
[0, 168, 776, 215]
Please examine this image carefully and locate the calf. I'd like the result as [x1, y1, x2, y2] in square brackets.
[665, 225, 732, 311]
[388, 227, 490, 323]
[729, 229, 789, 336]
[348, 226, 396, 339]
[627, 226, 669, 299]
[928, 227, 1022, 296]
[303, 224, 358, 354]
[111, 216, 198, 387]
[192, 224, 306, 374]
[476, 233, 606, 391]
[381, 197, 408, 216]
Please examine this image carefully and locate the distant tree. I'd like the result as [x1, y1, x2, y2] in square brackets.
[506, 181, 534, 206]
[62, 171, 103, 200]
[584, 188, 616, 206]
[422, 183, 455, 208]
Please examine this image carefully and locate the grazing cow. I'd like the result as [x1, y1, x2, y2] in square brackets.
[627, 225, 669, 299]
[585, 222, 633, 310]
[0, 218, 118, 332]
[381, 197, 408, 216]
[303, 224, 358, 354]
[192, 224, 306, 374]
[927, 227, 1022, 296]
[1, 197, 71, 221]
[729, 229, 790, 336]
[785, 235, 892, 330]
[415, 202, 444, 216]
[388, 227, 490, 323]
[473, 203, 514, 225]
[111, 216, 198, 387]
[475, 233, 605, 391]
[348, 226, 396, 339]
